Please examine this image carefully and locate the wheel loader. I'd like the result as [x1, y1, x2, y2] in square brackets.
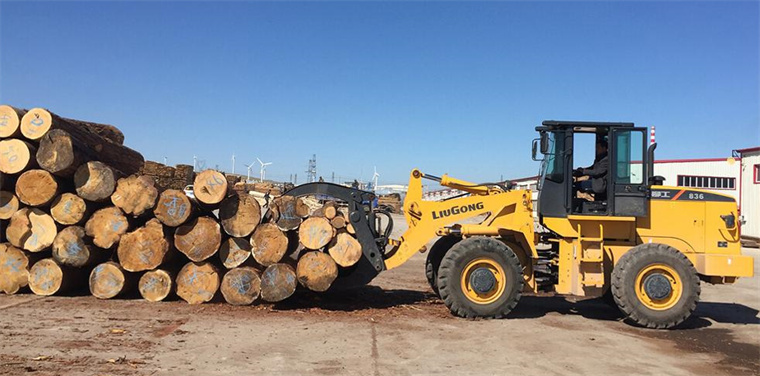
[284, 120, 753, 329]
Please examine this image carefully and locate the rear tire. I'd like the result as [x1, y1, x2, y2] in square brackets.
[425, 236, 460, 296]
[611, 243, 700, 329]
[437, 237, 523, 319]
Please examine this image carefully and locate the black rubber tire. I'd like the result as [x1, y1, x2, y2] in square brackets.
[611, 243, 701, 329]
[437, 237, 523, 319]
[425, 236, 460, 296]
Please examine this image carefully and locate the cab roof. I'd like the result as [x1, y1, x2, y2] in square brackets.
[537, 120, 635, 134]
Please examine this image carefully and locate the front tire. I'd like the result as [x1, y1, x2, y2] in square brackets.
[611, 243, 700, 329]
[437, 237, 523, 319]
[425, 236, 460, 296]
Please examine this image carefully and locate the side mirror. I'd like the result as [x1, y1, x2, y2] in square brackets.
[540, 132, 549, 154]
[531, 139, 539, 161]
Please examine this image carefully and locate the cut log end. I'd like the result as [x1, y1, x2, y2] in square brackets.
[154, 189, 193, 227]
[75, 161, 118, 202]
[193, 170, 229, 205]
[89, 262, 127, 299]
[272, 196, 309, 231]
[219, 193, 261, 237]
[219, 237, 252, 269]
[37, 129, 86, 177]
[250, 223, 289, 266]
[117, 219, 171, 272]
[52, 226, 97, 268]
[176, 262, 220, 304]
[50, 193, 87, 225]
[260, 263, 297, 302]
[174, 217, 221, 262]
[85, 207, 129, 249]
[139, 269, 174, 302]
[111, 175, 159, 216]
[0, 105, 26, 138]
[28, 258, 65, 296]
[6, 208, 57, 252]
[0, 139, 36, 175]
[0, 243, 31, 294]
[299, 217, 335, 250]
[220, 267, 261, 305]
[20, 108, 53, 140]
[296, 251, 338, 292]
[328, 232, 363, 267]
[0, 191, 20, 220]
[15, 169, 58, 207]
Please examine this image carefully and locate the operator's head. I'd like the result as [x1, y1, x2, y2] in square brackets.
[596, 139, 608, 156]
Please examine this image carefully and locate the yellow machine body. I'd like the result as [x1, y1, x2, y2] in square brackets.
[385, 170, 753, 297]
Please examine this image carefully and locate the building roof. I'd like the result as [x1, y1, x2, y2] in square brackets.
[734, 146, 760, 154]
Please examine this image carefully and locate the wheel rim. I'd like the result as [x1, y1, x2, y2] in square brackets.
[460, 257, 506, 305]
[634, 263, 683, 311]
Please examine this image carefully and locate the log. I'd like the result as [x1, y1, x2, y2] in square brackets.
[138, 269, 174, 302]
[89, 261, 132, 299]
[193, 170, 229, 205]
[74, 161, 120, 202]
[219, 237, 252, 269]
[250, 223, 289, 266]
[28, 258, 82, 296]
[15, 169, 58, 207]
[176, 261, 220, 304]
[323, 202, 337, 220]
[260, 263, 297, 302]
[0, 138, 37, 174]
[52, 226, 102, 268]
[153, 189, 193, 227]
[0, 243, 32, 294]
[6, 208, 57, 252]
[299, 217, 335, 250]
[296, 251, 338, 292]
[0, 105, 27, 138]
[50, 193, 88, 225]
[20, 108, 142, 174]
[220, 266, 261, 305]
[111, 175, 159, 216]
[219, 193, 261, 237]
[272, 196, 309, 231]
[0, 191, 19, 220]
[174, 216, 221, 262]
[328, 232, 363, 267]
[346, 223, 355, 235]
[117, 219, 171, 272]
[84, 206, 129, 248]
[330, 215, 346, 229]
[36, 129, 88, 177]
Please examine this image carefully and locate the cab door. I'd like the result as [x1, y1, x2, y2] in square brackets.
[611, 128, 648, 217]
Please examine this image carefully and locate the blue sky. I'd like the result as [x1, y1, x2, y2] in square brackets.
[1, 1, 758, 184]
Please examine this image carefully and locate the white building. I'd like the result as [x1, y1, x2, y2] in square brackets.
[735, 147, 760, 240]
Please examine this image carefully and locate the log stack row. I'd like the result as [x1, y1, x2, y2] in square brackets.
[0, 105, 364, 305]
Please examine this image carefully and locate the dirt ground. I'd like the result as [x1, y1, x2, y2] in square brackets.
[1, 214, 759, 375]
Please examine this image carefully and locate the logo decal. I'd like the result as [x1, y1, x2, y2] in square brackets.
[432, 202, 485, 219]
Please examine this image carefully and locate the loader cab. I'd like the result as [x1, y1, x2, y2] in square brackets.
[533, 121, 651, 219]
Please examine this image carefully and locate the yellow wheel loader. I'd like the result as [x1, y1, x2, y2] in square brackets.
[284, 120, 753, 329]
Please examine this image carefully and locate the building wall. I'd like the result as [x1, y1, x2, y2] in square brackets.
[653, 159, 740, 200]
[740, 151, 760, 239]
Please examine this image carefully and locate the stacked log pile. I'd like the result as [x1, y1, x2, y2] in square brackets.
[0, 105, 364, 306]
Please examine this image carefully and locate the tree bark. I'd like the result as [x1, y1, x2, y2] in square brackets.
[36, 129, 89, 177]
[174, 216, 221, 262]
[220, 266, 261, 305]
[219, 237, 252, 269]
[0, 243, 34, 294]
[0, 191, 19, 220]
[111, 175, 159, 216]
[153, 189, 193, 227]
[15, 169, 58, 207]
[117, 219, 172, 272]
[193, 170, 229, 205]
[299, 217, 335, 250]
[260, 263, 297, 302]
[74, 161, 121, 202]
[250, 223, 289, 266]
[219, 193, 261, 237]
[50, 193, 88, 225]
[0, 105, 27, 138]
[52, 226, 103, 268]
[84, 206, 129, 248]
[6, 208, 57, 252]
[296, 251, 338, 292]
[0, 138, 37, 175]
[20, 108, 142, 174]
[328, 232, 363, 267]
[89, 261, 133, 299]
[176, 261, 220, 304]
[138, 269, 174, 302]
[28, 258, 84, 296]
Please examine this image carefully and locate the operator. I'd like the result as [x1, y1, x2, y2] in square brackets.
[573, 138, 608, 201]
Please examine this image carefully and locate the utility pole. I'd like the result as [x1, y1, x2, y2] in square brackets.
[331, 172, 335, 183]
[306, 154, 317, 183]
[294, 173, 298, 185]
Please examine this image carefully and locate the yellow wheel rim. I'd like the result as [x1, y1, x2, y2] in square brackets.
[634, 263, 683, 311]
[460, 257, 506, 305]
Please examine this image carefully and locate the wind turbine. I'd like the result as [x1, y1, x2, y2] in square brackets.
[372, 166, 380, 191]
[244, 159, 256, 182]
[231, 154, 236, 174]
[193, 155, 197, 170]
[257, 158, 273, 183]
